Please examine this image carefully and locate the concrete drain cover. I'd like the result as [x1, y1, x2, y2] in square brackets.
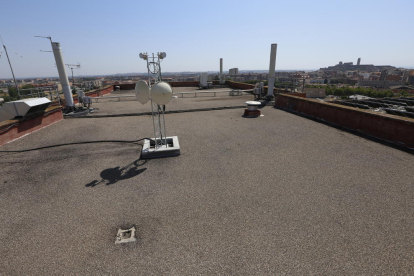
[115, 226, 136, 244]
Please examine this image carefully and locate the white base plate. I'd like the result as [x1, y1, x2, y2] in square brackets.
[141, 136, 181, 159]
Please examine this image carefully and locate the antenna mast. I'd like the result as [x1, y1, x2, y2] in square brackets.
[66, 63, 81, 90]
[35, 35, 74, 108]
[1, 36, 21, 99]
[139, 52, 168, 148]
[137, 52, 180, 158]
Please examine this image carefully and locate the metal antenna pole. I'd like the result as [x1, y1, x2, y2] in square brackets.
[3, 45, 21, 100]
[157, 53, 163, 82]
[146, 57, 150, 85]
[302, 78, 305, 93]
[65, 64, 80, 92]
[144, 52, 167, 148]
[71, 67, 75, 89]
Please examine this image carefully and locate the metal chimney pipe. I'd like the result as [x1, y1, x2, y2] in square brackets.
[267, 43, 277, 97]
[220, 58, 223, 82]
[51, 41, 74, 107]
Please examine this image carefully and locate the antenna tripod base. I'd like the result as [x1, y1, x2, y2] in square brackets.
[141, 136, 181, 159]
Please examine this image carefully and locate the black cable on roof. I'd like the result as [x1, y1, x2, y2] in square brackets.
[0, 138, 150, 153]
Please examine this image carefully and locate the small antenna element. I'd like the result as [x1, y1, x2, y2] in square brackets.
[66, 64, 81, 89]
[35, 36, 52, 42]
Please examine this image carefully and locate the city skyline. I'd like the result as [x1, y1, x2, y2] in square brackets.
[1, 0, 413, 78]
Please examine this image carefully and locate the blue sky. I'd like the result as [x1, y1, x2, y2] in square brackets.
[0, 0, 413, 78]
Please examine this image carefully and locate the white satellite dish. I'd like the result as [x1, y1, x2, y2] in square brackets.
[135, 80, 150, 104]
[151, 81, 172, 105]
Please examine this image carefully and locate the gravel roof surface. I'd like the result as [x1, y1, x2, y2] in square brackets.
[1, 98, 413, 275]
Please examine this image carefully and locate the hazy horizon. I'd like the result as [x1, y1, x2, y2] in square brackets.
[0, 69, 323, 80]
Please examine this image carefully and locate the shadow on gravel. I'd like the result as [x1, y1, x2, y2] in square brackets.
[86, 159, 148, 187]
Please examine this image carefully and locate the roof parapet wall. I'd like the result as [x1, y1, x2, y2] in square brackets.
[275, 94, 414, 150]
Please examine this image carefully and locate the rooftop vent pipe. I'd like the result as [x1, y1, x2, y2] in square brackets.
[267, 43, 277, 99]
[220, 58, 223, 83]
[51, 42, 74, 107]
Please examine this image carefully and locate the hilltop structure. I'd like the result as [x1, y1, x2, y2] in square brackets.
[320, 58, 395, 72]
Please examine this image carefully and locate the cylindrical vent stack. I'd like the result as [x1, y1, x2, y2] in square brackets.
[267, 43, 277, 97]
[220, 58, 223, 82]
[51, 42, 74, 107]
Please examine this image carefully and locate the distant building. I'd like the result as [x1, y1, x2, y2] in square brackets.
[83, 80, 102, 88]
[390, 85, 414, 95]
[385, 75, 401, 81]
[358, 80, 404, 88]
[402, 70, 410, 83]
[379, 70, 388, 81]
[320, 59, 394, 72]
[304, 88, 326, 98]
[229, 68, 239, 75]
[310, 79, 329, 84]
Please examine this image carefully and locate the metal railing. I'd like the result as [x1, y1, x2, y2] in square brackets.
[173, 89, 252, 97]
[91, 89, 254, 102]
[92, 95, 136, 103]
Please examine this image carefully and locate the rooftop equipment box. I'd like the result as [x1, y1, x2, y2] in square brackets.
[0, 98, 51, 122]
[200, 73, 208, 87]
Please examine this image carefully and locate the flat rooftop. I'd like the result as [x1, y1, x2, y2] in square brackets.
[1, 88, 413, 274]
[88, 87, 250, 116]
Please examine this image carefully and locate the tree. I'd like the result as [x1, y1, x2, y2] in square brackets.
[21, 84, 35, 89]
[7, 87, 19, 100]
[213, 75, 219, 81]
[398, 90, 409, 97]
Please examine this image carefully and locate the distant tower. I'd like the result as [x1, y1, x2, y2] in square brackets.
[267, 43, 277, 98]
[220, 58, 223, 83]
[339, 61, 343, 66]
[357, 58, 361, 65]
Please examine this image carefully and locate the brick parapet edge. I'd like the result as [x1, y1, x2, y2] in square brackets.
[0, 86, 115, 146]
[275, 93, 414, 149]
[0, 106, 63, 146]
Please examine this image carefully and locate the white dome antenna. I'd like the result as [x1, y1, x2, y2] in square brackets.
[135, 80, 150, 104]
[151, 81, 172, 105]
